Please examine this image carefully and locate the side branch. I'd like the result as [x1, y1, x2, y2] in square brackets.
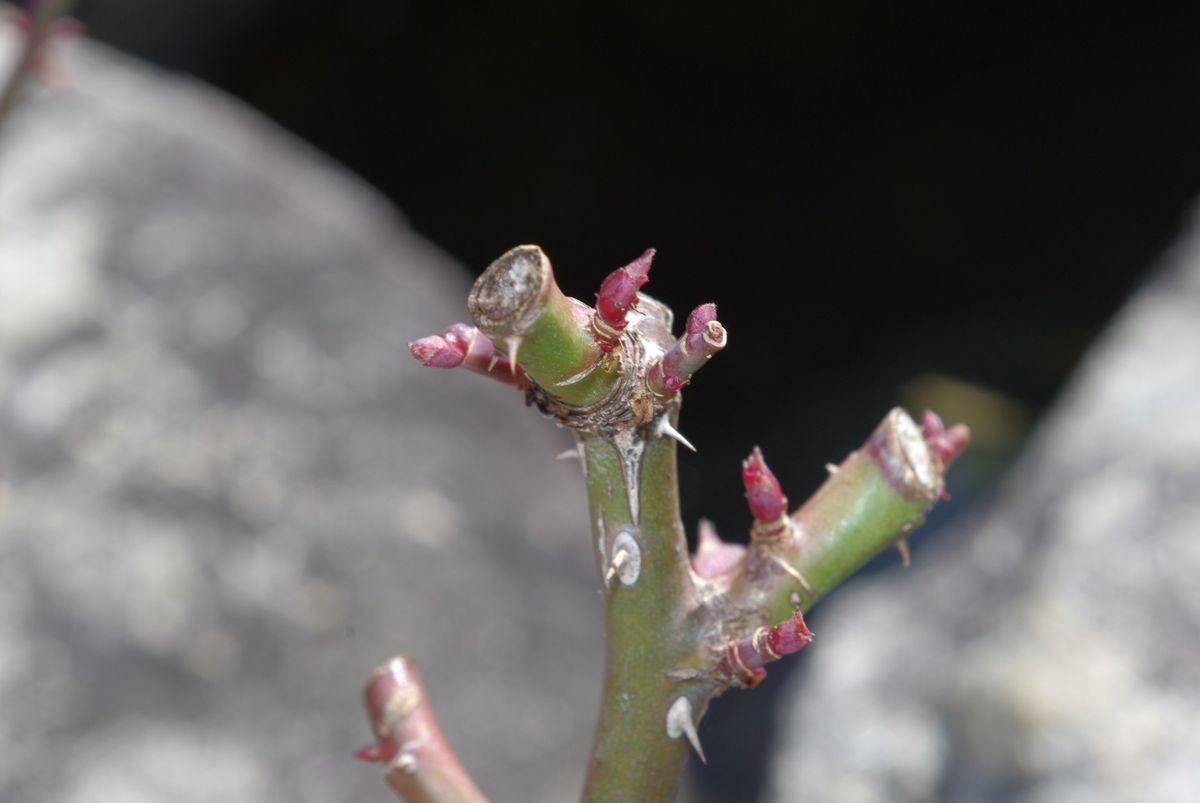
[356, 656, 488, 803]
[728, 407, 969, 628]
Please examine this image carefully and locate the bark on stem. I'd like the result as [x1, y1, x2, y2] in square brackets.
[580, 430, 702, 803]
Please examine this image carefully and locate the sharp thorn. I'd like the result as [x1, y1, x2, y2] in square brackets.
[388, 752, 419, 775]
[896, 538, 911, 567]
[607, 549, 629, 586]
[825, 463, 838, 475]
[488, 352, 500, 371]
[681, 714, 706, 763]
[504, 336, 522, 374]
[657, 417, 696, 452]
[605, 550, 629, 587]
[556, 448, 580, 461]
[666, 697, 707, 764]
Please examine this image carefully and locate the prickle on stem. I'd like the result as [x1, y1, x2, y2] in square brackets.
[665, 696, 706, 763]
[592, 248, 655, 351]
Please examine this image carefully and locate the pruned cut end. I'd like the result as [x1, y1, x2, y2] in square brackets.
[468, 244, 552, 337]
[869, 408, 941, 502]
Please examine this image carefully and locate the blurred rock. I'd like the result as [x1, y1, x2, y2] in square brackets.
[767, 210, 1200, 802]
[0, 34, 599, 803]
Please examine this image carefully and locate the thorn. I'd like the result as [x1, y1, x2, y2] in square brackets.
[504, 336, 522, 374]
[825, 463, 838, 475]
[487, 352, 500, 371]
[555, 448, 580, 461]
[681, 718, 706, 764]
[656, 417, 696, 452]
[612, 549, 630, 570]
[606, 548, 629, 586]
[665, 697, 706, 764]
[896, 538, 911, 567]
[388, 752, 419, 775]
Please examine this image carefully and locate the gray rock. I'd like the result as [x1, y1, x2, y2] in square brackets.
[0, 35, 600, 803]
[767, 209, 1200, 802]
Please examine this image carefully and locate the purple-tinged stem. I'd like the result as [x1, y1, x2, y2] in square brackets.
[592, 248, 654, 352]
[408, 323, 524, 388]
[356, 656, 487, 803]
[646, 303, 727, 396]
[718, 610, 813, 687]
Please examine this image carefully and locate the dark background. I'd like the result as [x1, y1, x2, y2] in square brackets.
[71, 2, 1200, 799]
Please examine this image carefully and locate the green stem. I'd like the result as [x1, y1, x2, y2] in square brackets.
[579, 431, 701, 803]
[468, 245, 620, 407]
[731, 408, 943, 624]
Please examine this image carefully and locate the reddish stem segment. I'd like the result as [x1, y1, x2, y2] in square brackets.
[720, 610, 813, 687]
[592, 249, 655, 351]
[356, 656, 488, 803]
[408, 323, 525, 388]
[646, 303, 727, 395]
[742, 446, 790, 539]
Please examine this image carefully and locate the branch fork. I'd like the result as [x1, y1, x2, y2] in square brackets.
[377, 244, 969, 802]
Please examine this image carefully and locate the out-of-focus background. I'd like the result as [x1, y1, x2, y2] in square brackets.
[2, 2, 1199, 801]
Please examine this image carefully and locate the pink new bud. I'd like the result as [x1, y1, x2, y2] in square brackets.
[765, 609, 813, 656]
[408, 323, 525, 388]
[743, 447, 786, 523]
[685, 303, 718, 335]
[920, 410, 970, 466]
[722, 609, 813, 686]
[595, 248, 654, 333]
[408, 333, 466, 368]
[646, 302, 726, 395]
